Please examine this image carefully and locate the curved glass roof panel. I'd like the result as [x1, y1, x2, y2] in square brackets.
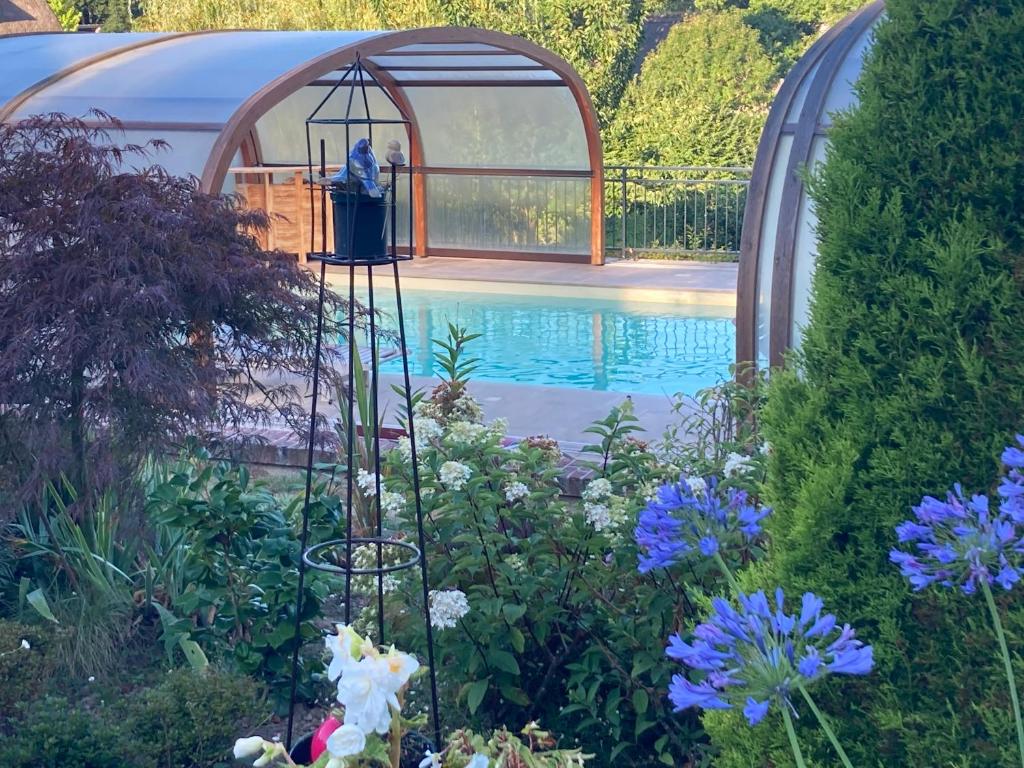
[0, 32, 163, 108]
[9, 30, 385, 122]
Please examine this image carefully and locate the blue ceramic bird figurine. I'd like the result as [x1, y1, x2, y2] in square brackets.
[331, 138, 382, 197]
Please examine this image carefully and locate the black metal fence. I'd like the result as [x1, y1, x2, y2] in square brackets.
[604, 165, 751, 261]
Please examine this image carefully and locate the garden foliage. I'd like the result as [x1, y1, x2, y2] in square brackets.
[0, 113, 345, 506]
[708, 1, 1024, 765]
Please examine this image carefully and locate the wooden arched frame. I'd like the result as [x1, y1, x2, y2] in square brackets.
[735, 1, 884, 367]
[198, 28, 605, 265]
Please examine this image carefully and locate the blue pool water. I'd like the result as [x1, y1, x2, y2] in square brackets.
[357, 287, 735, 396]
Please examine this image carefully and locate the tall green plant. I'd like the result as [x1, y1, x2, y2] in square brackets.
[709, 2, 1024, 765]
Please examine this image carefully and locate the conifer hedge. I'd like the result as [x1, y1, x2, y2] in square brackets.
[707, 1, 1024, 765]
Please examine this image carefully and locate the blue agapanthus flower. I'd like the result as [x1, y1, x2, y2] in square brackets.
[890, 437, 1024, 595]
[635, 476, 770, 573]
[667, 589, 873, 725]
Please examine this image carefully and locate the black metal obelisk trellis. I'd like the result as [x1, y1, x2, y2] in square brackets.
[285, 55, 441, 752]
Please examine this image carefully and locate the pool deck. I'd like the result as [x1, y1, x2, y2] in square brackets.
[327, 256, 738, 308]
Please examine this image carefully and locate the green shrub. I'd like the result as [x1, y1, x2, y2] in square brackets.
[125, 668, 265, 768]
[605, 11, 777, 167]
[709, 1, 1024, 766]
[0, 695, 128, 768]
[0, 620, 57, 724]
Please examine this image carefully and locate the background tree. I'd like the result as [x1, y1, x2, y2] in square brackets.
[706, 1, 1024, 765]
[605, 10, 777, 167]
[0, 113, 346, 512]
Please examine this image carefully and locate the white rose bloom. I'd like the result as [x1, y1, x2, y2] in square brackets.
[504, 481, 530, 503]
[582, 478, 612, 502]
[584, 502, 612, 532]
[357, 469, 380, 496]
[335, 658, 394, 735]
[438, 461, 472, 490]
[429, 589, 470, 629]
[723, 452, 751, 476]
[233, 736, 267, 759]
[685, 476, 708, 496]
[326, 723, 367, 758]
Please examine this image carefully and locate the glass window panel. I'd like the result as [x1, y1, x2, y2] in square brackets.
[789, 136, 828, 352]
[388, 70, 559, 82]
[256, 83, 409, 167]
[1, 33, 162, 110]
[754, 133, 793, 366]
[387, 43, 505, 53]
[425, 174, 590, 255]
[407, 86, 589, 170]
[820, 23, 876, 125]
[368, 54, 538, 69]
[15, 30, 380, 123]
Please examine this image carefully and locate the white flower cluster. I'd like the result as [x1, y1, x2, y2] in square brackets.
[505, 553, 525, 572]
[684, 475, 708, 495]
[582, 477, 612, 503]
[439, 460, 472, 490]
[723, 452, 752, 477]
[352, 545, 400, 594]
[584, 502, 613, 532]
[234, 626, 419, 768]
[504, 480, 530, 504]
[446, 420, 488, 445]
[429, 588, 470, 629]
[357, 468, 380, 496]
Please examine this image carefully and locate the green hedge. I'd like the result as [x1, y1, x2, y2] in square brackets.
[708, 1, 1024, 766]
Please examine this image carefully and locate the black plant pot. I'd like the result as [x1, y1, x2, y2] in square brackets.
[331, 187, 388, 260]
[289, 730, 434, 767]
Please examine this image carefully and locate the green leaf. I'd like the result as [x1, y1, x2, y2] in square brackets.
[632, 688, 649, 715]
[26, 588, 58, 623]
[488, 649, 520, 675]
[466, 678, 489, 714]
[178, 637, 209, 669]
[509, 627, 526, 653]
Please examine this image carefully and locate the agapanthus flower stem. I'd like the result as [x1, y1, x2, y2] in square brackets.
[782, 705, 808, 768]
[798, 685, 854, 768]
[981, 579, 1024, 768]
[713, 552, 741, 594]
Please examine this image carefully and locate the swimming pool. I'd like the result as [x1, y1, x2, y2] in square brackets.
[356, 285, 734, 396]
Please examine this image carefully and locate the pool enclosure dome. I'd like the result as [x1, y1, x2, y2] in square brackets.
[0, 28, 604, 264]
[736, 1, 884, 367]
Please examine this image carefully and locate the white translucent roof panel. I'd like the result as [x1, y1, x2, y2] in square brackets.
[407, 86, 588, 170]
[11, 30, 386, 123]
[0, 32, 164, 108]
[368, 54, 539, 69]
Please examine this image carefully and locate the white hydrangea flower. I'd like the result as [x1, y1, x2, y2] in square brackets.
[723, 452, 751, 476]
[504, 481, 530, 503]
[584, 502, 612, 532]
[582, 478, 612, 502]
[447, 420, 488, 445]
[381, 490, 405, 519]
[357, 469, 379, 497]
[439, 461, 472, 490]
[429, 589, 470, 629]
[396, 437, 412, 462]
[685, 475, 708, 496]
[416, 417, 443, 442]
